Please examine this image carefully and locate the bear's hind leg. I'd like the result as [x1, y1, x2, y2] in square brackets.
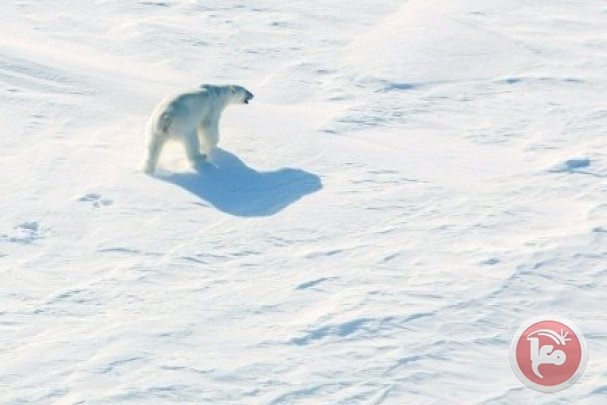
[183, 130, 206, 169]
[142, 132, 166, 175]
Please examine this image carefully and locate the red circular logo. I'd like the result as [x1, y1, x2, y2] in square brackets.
[510, 315, 588, 393]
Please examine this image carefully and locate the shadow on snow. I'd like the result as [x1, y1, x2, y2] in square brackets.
[159, 149, 322, 217]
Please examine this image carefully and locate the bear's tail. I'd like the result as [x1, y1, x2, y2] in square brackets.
[158, 113, 172, 134]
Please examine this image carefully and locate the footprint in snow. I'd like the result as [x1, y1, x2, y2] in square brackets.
[78, 193, 113, 208]
[1, 221, 44, 244]
[549, 158, 603, 176]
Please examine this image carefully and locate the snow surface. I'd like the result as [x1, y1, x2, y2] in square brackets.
[1, 0, 607, 403]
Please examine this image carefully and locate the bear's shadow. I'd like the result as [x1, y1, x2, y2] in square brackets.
[158, 149, 322, 217]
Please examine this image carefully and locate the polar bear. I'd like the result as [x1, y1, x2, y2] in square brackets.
[142, 84, 254, 174]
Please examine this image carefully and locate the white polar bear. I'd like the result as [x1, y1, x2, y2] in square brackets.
[142, 84, 254, 174]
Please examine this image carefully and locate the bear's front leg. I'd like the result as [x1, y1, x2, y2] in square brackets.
[197, 122, 219, 162]
[183, 131, 207, 169]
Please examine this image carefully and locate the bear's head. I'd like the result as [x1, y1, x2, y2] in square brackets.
[227, 85, 254, 105]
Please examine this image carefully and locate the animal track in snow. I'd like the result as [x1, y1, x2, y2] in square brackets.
[77, 193, 113, 208]
[1, 221, 44, 244]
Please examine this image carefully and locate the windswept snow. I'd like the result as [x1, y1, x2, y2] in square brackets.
[1, 0, 606, 404]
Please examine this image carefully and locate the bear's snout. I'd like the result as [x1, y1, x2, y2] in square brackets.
[244, 91, 254, 104]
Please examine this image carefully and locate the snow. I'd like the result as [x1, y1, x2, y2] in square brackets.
[1, 0, 606, 403]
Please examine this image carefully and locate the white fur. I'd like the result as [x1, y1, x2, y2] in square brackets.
[142, 84, 254, 174]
